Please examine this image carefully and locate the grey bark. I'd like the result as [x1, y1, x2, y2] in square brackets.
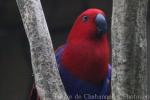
[16, 0, 68, 100]
[147, 0, 150, 97]
[111, 0, 148, 100]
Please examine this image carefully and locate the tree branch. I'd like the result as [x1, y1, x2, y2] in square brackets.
[16, 0, 68, 99]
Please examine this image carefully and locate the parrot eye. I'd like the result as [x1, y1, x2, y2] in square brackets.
[82, 16, 88, 22]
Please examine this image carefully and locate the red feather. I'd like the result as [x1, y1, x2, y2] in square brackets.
[61, 8, 109, 85]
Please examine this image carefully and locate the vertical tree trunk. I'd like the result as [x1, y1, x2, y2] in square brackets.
[16, 0, 68, 100]
[147, 0, 150, 96]
[111, 0, 148, 100]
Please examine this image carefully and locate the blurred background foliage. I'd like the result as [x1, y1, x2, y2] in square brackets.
[0, 0, 112, 99]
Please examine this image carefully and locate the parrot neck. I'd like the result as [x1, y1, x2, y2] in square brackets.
[61, 34, 109, 85]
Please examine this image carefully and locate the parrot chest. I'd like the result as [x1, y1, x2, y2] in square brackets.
[61, 40, 108, 84]
[55, 42, 110, 100]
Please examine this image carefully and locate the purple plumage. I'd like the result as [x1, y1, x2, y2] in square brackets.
[56, 45, 111, 100]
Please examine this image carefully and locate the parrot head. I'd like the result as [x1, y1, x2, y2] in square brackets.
[68, 8, 107, 41]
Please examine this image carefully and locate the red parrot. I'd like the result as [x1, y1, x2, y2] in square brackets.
[30, 8, 111, 100]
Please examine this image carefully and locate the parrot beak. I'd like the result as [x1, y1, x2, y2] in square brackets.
[95, 14, 107, 37]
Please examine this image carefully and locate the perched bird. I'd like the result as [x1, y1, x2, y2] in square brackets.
[30, 8, 111, 100]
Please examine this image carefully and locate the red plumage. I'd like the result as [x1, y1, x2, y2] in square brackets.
[61, 9, 109, 85]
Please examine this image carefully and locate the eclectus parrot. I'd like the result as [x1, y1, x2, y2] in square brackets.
[30, 8, 111, 100]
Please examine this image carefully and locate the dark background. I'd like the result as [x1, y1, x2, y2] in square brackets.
[1, 0, 139, 100]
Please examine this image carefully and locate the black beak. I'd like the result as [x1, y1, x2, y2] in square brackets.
[95, 14, 107, 37]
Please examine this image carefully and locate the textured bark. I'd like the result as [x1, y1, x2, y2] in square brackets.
[111, 0, 148, 100]
[147, 0, 150, 96]
[16, 0, 68, 100]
